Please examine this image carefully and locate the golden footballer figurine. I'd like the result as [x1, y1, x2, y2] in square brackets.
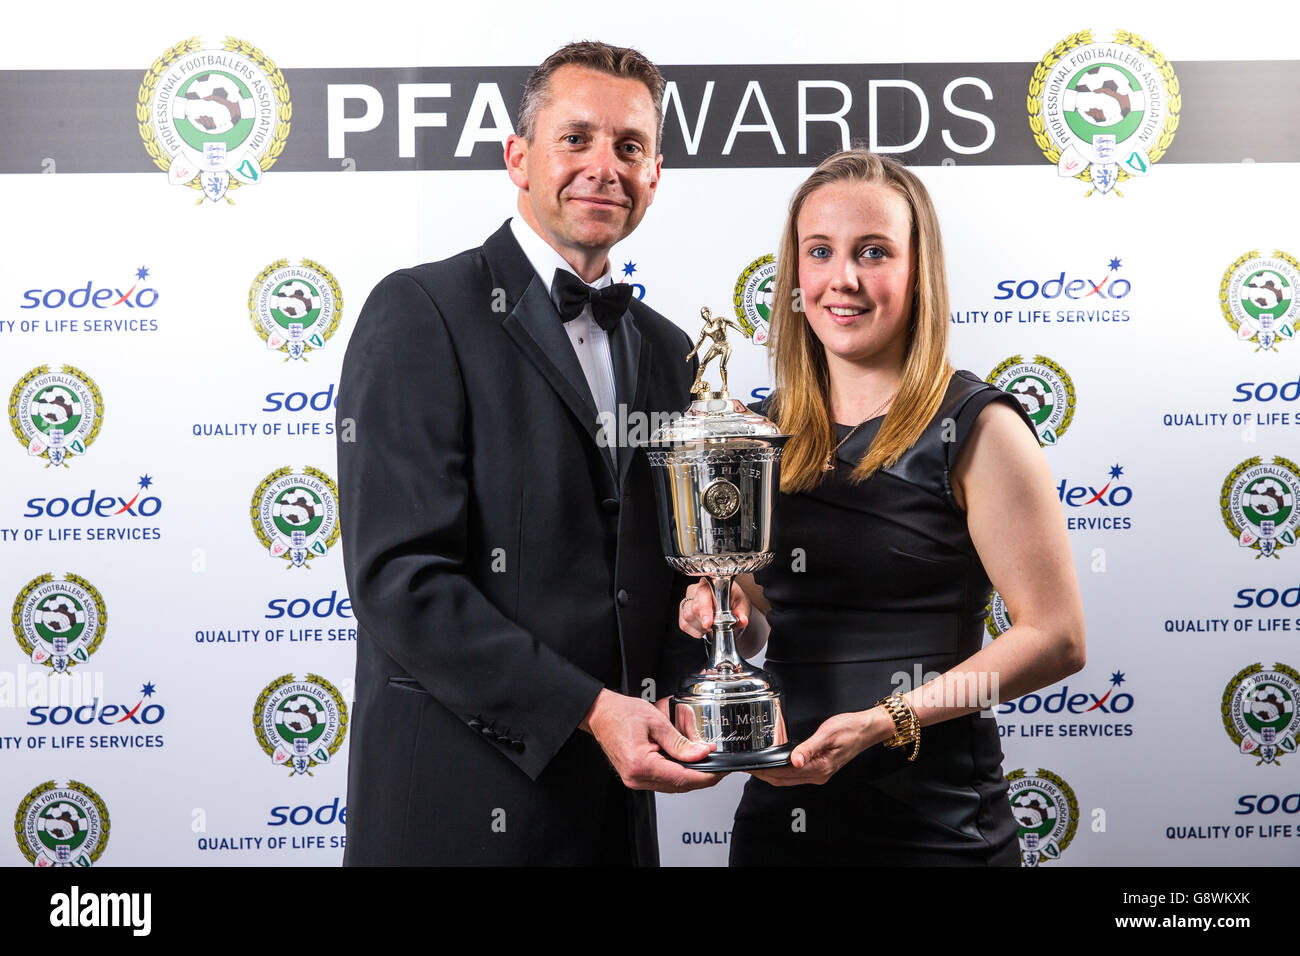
[686, 306, 748, 397]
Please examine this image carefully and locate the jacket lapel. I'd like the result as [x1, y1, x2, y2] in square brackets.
[609, 312, 648, 487]
[487, 222, 617, 481]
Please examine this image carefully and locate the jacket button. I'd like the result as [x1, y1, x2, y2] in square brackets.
[602, 497, 620, 515]
[467, 718, 483, 731]
[480, 725, 495, 737]
[511, 740, 526, 753]
[616, 588, 630, 607]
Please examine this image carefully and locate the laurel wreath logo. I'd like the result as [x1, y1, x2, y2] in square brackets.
[8, 365, 104, 465]
[254, 673, 350, 775]
[1006, 767, 1079, 860]
[733, 254, 776, 340]
[1221, 662, 1300, 764]
[137, 36, 291, 204]
[1220, 250, 1300, 350]
[1220, 456, 1300, 557]
[247, 259, 345, 360]
[250, 467, 341, 564]
[11, 573, 108, 666]
[13, 780, 110, 865]
[1027, 29, 1180, 196]
[986, 354, 1075, 444]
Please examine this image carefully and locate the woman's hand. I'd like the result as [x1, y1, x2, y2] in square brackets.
[750, 707, 892, 786]
[678, 578, 751, 639]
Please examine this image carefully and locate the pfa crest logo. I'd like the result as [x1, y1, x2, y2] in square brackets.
[1028, 29, 1180, 196]
[250, 467, 340, 568]
[12, 573, 107, 673]
[249, 259, 344, 360]
[254, 673, 348, 776]
[987, 355, 1075, 445]
[138, 36, 290, 204]
[1221, 250, 1300, 352]
[733, 255, 777, 346]
[8, 365, 103, 467]
[15, 780, 110, 867]
[1221, 663, 1299, 765]
[984, 590, 1012, 640]
[1220, 456, 1300, 558]
[1006, 768, 1078, 867]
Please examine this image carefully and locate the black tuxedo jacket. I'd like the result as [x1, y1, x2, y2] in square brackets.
[337, 221, 700, 865]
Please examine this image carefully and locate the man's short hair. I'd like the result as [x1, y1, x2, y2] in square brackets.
[516, 41, 665, 154]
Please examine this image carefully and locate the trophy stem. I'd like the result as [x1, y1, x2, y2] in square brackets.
[708, 574, 745, 671]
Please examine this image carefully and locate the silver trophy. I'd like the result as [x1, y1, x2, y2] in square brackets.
[647, 308, 791, 770]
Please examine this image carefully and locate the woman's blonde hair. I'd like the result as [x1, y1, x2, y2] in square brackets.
[768, 149, 953, 492]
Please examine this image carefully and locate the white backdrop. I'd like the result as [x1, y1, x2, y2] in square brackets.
[3, 0, 1299, 866]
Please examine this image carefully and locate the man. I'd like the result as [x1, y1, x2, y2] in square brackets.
[337, 41, 720, 866]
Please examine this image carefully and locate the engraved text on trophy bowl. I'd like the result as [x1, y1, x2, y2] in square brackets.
[647, 444, 782, 561]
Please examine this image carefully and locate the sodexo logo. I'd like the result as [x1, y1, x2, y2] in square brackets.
[194, 387, 339, 441]
[138, 36, 290, 203]
[267, 797, 347, 827]
[619, 261, 647, 301]
[1231, 375, 1300, 404]
[994, 257, 1131, 302]
[1234, 792, 1300, 816]
[998, 670, 1134, 718]
[1058, 463, 1133, 530]
[1027, 28, 1179, 196]
[1233, 583, 1300, 609]
[21, 266, 160, 312]
[26, 681, 164, 728]
[262, 384, 339, 413]
[265, 590, 354, 620]
[23, 475, 162, 520]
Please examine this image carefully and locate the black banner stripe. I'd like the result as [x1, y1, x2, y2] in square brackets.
[1, 61, 1297, 173]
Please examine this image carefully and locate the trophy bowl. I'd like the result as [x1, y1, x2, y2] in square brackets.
[648, 394, 792, 771]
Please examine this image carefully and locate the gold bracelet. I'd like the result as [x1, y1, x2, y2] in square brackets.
[875, 694, 920, 762]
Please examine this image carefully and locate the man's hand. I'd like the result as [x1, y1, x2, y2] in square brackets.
[582, 689, 725, 793]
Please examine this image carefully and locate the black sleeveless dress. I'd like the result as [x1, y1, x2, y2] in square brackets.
[733, 371, 1030, 866]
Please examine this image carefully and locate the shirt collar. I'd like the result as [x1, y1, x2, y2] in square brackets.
[509, 216, 612, 291]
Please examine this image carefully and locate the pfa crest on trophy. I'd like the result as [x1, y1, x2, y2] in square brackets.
[647, 308, 791, 769]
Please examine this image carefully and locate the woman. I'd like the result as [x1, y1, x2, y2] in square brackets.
[679, 150, 1085, 865]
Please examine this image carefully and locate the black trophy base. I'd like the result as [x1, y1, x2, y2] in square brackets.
[668, 743, 793, 773]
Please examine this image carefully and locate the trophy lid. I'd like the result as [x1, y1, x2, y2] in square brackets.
[651, 396, 785, 445]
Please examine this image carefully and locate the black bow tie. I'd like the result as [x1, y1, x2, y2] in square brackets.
[551, 269, 633, 332]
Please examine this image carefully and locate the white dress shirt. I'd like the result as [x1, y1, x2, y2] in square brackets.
[510, 217, 620, 463]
